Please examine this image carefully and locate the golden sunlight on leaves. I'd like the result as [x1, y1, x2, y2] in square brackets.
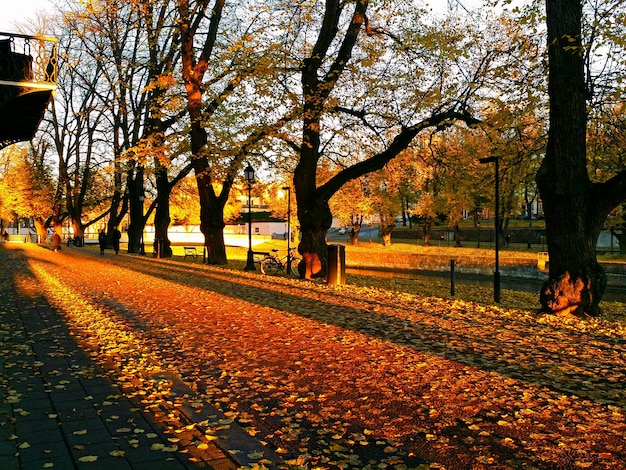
[20, 245, 626, 469]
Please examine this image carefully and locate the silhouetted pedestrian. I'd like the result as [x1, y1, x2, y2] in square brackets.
[112, 226, 121, 254]
[98, 229, 106, 255]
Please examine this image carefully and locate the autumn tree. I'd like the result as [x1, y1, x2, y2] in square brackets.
[176, 0, 297, 264]
[48, 0, 191, 256]
[128, 0, 191, 257]
[284, 1, 534, 278]
[537, 0, 626, 316]
[0, 145, 54, 239]
[42, 16, 112, 244]
[329, 177, 376, 245]
[588, 103, 626, 254]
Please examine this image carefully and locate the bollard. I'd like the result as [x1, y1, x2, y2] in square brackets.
[327, 244, 346, 285]
[450, 259, 456, 296]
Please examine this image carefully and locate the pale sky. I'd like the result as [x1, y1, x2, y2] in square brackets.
[0, 0, 54, 33]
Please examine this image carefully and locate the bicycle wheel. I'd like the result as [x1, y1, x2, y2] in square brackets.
[260, 258, 278, 275]
[289, 257, 301, 276]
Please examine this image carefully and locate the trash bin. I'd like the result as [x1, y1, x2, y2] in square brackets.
[327, 244, 346, 285]
[537, 252, 549, 270]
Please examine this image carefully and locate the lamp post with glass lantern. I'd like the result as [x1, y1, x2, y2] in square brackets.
[479, 156, 500, 303]
[244, 164, 256, 271]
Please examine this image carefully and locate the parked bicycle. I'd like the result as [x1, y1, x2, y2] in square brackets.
[260, 248, 301, 276]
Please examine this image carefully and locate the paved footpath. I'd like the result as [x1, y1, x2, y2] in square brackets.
[0, 246, 269, 470]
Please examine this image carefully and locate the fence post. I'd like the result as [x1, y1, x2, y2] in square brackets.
[450, 259, 456, 296]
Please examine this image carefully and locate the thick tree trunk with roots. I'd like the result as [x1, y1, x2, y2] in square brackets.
[536, 189, 607, 316]
[296, 194, 332, 279]
[537, 0, 625, 316]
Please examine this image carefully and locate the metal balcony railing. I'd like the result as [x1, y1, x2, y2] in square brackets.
[0, 32, 57, 88]
[0, 32, 58, 148]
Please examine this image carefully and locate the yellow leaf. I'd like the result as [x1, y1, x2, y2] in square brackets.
[73, 430, 87, 435]
[18, 442, 30, 449]
[109, 450, 126, 457]
[78, 456, 98, 462]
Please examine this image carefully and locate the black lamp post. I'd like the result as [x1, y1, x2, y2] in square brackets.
[477, 221, 481, 248]
[282, 186, 291, 272]
[479, 156, 500, 303]
[244, 164, 256, 271]
[138, 194, 146, 255]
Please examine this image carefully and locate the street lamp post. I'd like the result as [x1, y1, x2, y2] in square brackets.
[244, 164, 256, 271]
[282, 186, 291, 271]
[479, 156, 500, 303]
[138, 194, 146, 255]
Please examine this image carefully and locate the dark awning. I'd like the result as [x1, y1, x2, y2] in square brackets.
[0, 86, 53, 147]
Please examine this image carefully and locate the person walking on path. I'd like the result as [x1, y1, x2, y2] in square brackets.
[98, 229, 106, 255]
[112, 226, 121, 254]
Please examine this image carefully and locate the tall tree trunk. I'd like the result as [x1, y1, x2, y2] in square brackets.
[178, 0, 230, 265]
[153, 160, 173, 258]
[127, 170, 144, 254]
[537, 0, 607, 316]
[33, 218, 47, 242]
[197, 172, 228, 265]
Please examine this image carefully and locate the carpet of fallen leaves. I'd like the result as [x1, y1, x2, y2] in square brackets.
[15, 245, 626, 469]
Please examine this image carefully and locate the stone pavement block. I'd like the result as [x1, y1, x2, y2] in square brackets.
[126, 459, 186, 470]
[0, 455, 20, 470]
[57, 406, 102, 423]
[0, 440, 16, 457]
[75, 457, 135, 470]
[22, 455, 77, 470]
[17, 440, 75, 467]
[15, 413, 60, 434]
[13, 426, 64, 447]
